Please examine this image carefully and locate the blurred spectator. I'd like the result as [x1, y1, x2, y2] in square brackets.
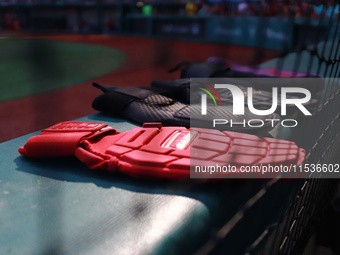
[237, 0, 249, 16]
[142, 4, 152, 15]
[1, 0, 339, 20]
[314, 1, 325, 16]
[4, 10, 20, 31]
[293, 1, 304, 18]
[247, 2, 260, 16]
[185, 0, 198, 16]
[281, 0, 293, 17]
[197, 4, 211, 16]
[326, 0, 339, 17]
[211, 3, 227, 16]
[301, 1, 316, 18]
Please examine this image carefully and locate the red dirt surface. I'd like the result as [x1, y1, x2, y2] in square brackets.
[0, 34, 279, 143]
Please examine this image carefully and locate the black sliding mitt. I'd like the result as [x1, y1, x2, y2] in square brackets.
[92, 83, 280, 134]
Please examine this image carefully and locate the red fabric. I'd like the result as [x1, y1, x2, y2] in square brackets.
[19, 121, 306, 180]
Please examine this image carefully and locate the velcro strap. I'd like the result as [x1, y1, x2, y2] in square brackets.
[44, 121, 108, 133]
[19, 121, 115, 157]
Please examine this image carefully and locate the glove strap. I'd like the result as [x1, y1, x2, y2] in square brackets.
[19, 121, 115, 157]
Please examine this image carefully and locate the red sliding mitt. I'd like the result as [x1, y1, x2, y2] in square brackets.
[19, 121, 305, 180]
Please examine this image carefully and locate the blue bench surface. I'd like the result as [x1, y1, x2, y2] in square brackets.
[2, 113, 298, 255]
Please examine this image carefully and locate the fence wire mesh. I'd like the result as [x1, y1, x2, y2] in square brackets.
[195, 2, 340, 255]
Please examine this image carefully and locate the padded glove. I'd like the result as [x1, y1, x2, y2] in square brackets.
[19, 121, 306, 180]
[92, 83, 280, 134]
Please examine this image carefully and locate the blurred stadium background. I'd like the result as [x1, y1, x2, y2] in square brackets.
[1, 1, 340, 255]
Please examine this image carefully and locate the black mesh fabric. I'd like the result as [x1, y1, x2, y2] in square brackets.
[151, 78, 190, 102]
[92, 84, 279, 134]
[194, 4, 340, 255]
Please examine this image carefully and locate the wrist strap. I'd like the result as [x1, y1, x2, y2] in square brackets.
[19, 121, 115, 157]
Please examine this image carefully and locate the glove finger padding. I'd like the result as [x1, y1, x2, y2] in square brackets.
[19, 121, 306, 180]
[92, 83, 280, 134]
